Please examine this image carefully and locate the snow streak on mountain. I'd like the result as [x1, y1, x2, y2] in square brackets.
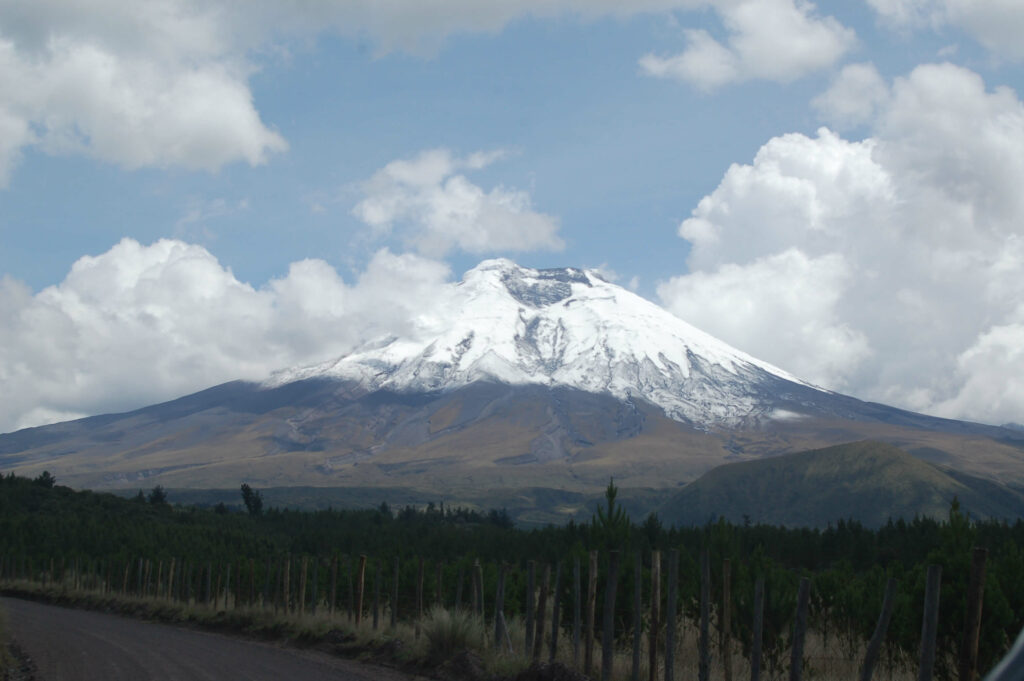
[268, 260, 825, 427]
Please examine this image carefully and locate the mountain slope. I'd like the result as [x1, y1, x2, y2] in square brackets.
[659, 441, 1024, 528]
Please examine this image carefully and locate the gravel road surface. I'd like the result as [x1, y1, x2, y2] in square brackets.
[2, 597, 421, 681]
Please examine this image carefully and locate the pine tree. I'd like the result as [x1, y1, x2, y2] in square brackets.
[240, 483, 263, 516]
[592, 477, 630, 549]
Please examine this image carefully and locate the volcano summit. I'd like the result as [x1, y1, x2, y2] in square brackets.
[269, 259, 818, 428]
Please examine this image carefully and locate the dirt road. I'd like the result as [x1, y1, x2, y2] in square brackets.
[2, 597, 421, 681]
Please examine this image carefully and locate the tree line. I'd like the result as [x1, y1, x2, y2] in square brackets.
[2, 471, 1022, 679]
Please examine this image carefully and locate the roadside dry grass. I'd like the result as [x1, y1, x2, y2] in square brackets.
[0, 604, 10, 677]
[0, 577, 920, 681]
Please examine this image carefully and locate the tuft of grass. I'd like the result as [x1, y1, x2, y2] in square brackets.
[421, 607, 486, 663]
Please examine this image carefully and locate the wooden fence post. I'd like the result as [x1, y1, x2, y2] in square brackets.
[167, 558, 176, 603]
[470, 562, 478, 615]
[494, 563, 507, 647]
[264, 558, 274, 610]
[283, 556, 291, 614]
[475, 560, 485, 620]
[416, 557, 425, 636]
[534, 563, 551, 662]
[574, 557, 582, 668]
[919, 565, 942, 681]
[499, 609, 514, 654]
[275, 560, 284, 613]
[700, 551, 710, 681]
[356, 554, 367, 625]
[586, 550, 598, 678]
[959, 549, 988, 681]
[455, 566, 464, 610]
[347, 557, 354, 622]
[861, 577, 898, 681]
[299, 556, 308, 616]
[550, 561, 563, 663]
[215, 564, 223, 609]
[436, 561, 444, 609]
[329, 555, 338, 616]
[310, 559, 318, 615]
[650, 550, 661, 681]
[601, 550, 621, 681]
[222, 563, 230, 609]
[666, 549, 679, 681]
[526, 560, 536, 658]
[790, 577, 811, 681]
[723, 559, 733, 681]
[373, 560, 381, 630]
[205, 562, 213, 606]
[177, 562, 185, 604]
[633, 552, 643, 681]
[248, 558, 256, 607]
[232, 560, 239, 607]
[391, 556, 399, 628]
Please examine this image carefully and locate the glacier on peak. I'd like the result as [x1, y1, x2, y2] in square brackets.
[266, 259, 825, 426]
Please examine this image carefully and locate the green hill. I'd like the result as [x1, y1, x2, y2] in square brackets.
[659, 440, 1024, 528]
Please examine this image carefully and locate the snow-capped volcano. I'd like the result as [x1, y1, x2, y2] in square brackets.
[268, 259, 823, 426]
[6, 259, 1023, 497]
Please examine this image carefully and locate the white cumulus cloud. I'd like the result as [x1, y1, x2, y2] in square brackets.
[3, 0, 841, 185]
[0, 3, 286, 185]
[659, 249, 870, 387]
[353, 149, 564, 257]
[812, 62, 890, 129]
[934, 319, 1024, 423]
[867, 0, 1024, 59]
[640, 0, 856, 90]
[0, 239, 454, 433]
[659, 63, 1024, 424]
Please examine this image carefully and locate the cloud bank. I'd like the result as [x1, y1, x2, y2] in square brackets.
[0, 239, 453, 432]
[0, 0, 861, 185]
[659, 63, 1024, 424]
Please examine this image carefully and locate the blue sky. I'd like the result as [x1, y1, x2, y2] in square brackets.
[2, 1, 1024, 432]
